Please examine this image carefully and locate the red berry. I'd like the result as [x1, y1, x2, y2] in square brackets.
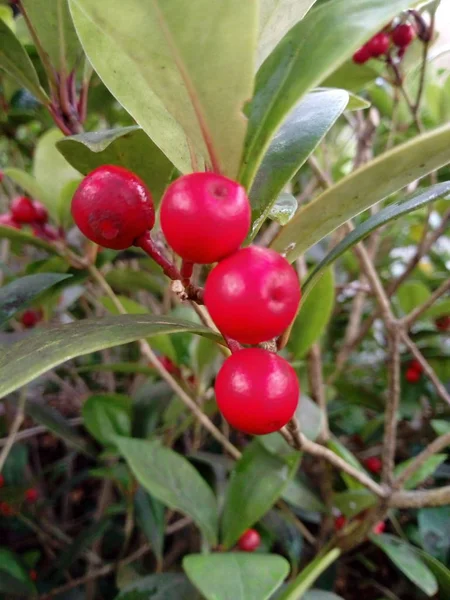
[158, 356, 180, 376]
[0, 214, 21, 229]
[406, 367, 421, 384]
[33, 201, 48, 224]
[215, 348, 299, 435]
[20, 309, 42, 329]
[366, 32, 390, 57]
[392, 23, 415, 48]
[0, 170, 3, 182]
[237, 529, 261, 552]
[0, 502, 15, 517]
[29, 570, 37, 582]
[10, 196, 38, 224]
[160, 172, 250, 264]
[409, 359, 423, 374]
[436, 316, 450, 332]
[205, 246, 301, 344]
[364, 456, 382, 474]
[334, 515, 347, 531]
[372, 521, 386, 535]
[71, 165, 155, 250]
[0, 473, 4, 488]
[25, 488, 39, 503]
[353, 45, 371, 64]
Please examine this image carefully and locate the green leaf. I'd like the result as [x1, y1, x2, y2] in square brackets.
[0, 315, 221, 399]
[277, 548, 341, 600]
[288, 268, 334, 358]
[0, 5, 15, 31]
[301, 182, 450, 298]
[394, 455, 447, 490]
[116, 574, 198, 600]
[33, 129, 82, 220]
[0, 273, 71, 327]
[249, 89, 348, 237]
[82, 394, 132, 447]
[257, 0, 317, 66]
[416, 549, 450, 597]
[321, 60, 380, 93]
[0, 548, 35, 596]
[183, 553, 290, 600]
[0, 19, 48, 103]
[222, 440, 299, 548]
[240, 0, 418, 188]
[0, 225, 58, 253]
[70, 0, 257, 178]
[304, 593, 345, 600]
[371, 534, 438, 597]
[431, 420, 450, 437]
[57, 127, 174, 203]
[296, 395, 323, 442]
[117, 437, 218, 546]
[21, 0, 82, 71]
[282, 477, 326, 513]
[105, 269, 161, 295]
[333, 489, 376, 518]
[57, 178, 79, 229]
[422, 299, 450, 320]
[397, 281, 431, 316]
[418, 508, 450, 564]
[3, 168, 50, 206]
[268, 193, 298, 227]
[327, 438, 367, 490]
[134, 487, 165, 563]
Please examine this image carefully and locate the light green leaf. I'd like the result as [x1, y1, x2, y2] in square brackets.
[431, 420, 450, 437]
[83, 394, 132, 447]
[0, 225, 57, 253]
[288, 268, 334, 358]
[21, 0, 82, 71]
[371, 534, 438, 597]
[397, 281, 431, 316]
[33, 129, 82, 220]
[3, 168, 51, 206]
[240, 0, 419, 188]
[70, 0, 257, 178]
[116, 574, 198, 600]
[0, 273, 71, 326]
[57, 127, 174, 203]
[298, 181, 450, 297]
[296, 395, 323, 442]
[0, 5, 15, 31]
[269, 193, 298, 227]
[249, 89, 348, 237]
[333, 489, 376, 518]
[58, 179, 79, 229]
[327, 438, 367, 490]
[321, 60, 380, 93]
[304, 593, 345, 600]
[416, 549, 450, 596]
[0, 19, 48, 103]
[222, 439, 300, 548]
[0, 315, 221, 399]
[346, 91, 371, 111]
[117, 437, 218, 545]
[394, 455, 447, 490]
[184, 553, 290, 600]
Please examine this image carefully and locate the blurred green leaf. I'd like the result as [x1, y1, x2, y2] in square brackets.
[418, 507, 450, 564]
[431, 420, 450, 437]
[416, 549, 450, 596]
[0, 548, 35, 596]
[134, 487, 165, 563]
[327, 438, 367, 490]
[397, 281, 431, 316]
[296, 395, 323, 442]
[116, 574, 199, 600]
[282, 477, 326, 513]
[55, 520, 110, 575]
[322, 60, 379, 92]
[333, 489, 376, 518]
[263, 510, 304, 570]
[394, 455, 447, 490]
[184, 553, 290, 600]
[82, 394, 132, 447]
[105, 269, 162, 295]
[3, 168, 51, 206]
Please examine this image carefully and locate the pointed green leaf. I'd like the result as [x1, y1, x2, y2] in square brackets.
[57, 127, 174, 203]
[0, 273, 71, 327]
[83, 394, 132, 447]
[184, 553, 290, 600]
[300, 182, 450, 298]
[70, 0, 257, 178]
[0, 315, 221, 399]
[222, 440, 300, 548]
[0, 548, 35, 596]
[3, 168, 50, 206]
[415, 549, 450, 596]
[327, 438, 368, 490]
[0, 19, 48, 103]
[394, 455, 447, 490]
[397, 281, 431, 316]
[117, 437, 218, 545]
[134, 488, 165, 563]
[282, 477, 326, 513]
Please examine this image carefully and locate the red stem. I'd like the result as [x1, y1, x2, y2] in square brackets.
[135, 232, 182, 280]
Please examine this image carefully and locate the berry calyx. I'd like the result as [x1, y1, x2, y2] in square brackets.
[215, 348, 299, 435]
[392, 23, 415, 48]
[25, 488, 39, 503]
[436, 316, 450, 332]
[205, 246, 301, 344]
[0, 214, 21, 229]
[160, 172, 250, 264]
[364, 456, 382, 474]
[71, 165, 155, 250]
[334, 515, 347, 531]
[20, 309, 42, 329]
[237, 529, 261, 552]
[353, 45, 371, 64]
[406, 366, 421, 384]
[372, 521, 386, 535]
[366, 32, 390, 57]
[33, 201, 49, 224]
[10, 196, 38, 223]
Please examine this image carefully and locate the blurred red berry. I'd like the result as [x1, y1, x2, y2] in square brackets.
[0, 473, 4, 488]
[372, 521, 386, 535]
[334, 515, 347, 531]
[353, 45, 371, 64]
[409, 359, 423, 374]
[10, 196, 38, 224]
[0, 502, 15, 517]
[436, 316, 450, 332]
[20, 309, 42, 329]
[33, 201, 49, 224]
[406, 367, 421, 384]
[238, 529, 261, 552]
[158, 356, 180, 376]
[0, 170, 3, 182]
[366, 32, 390, 57]
[25, 488, 39, 504]
[0, 213, 21, 229]
[29, 570, 37, 581]
[392, 23, 415, 48]
[364, 456, 382, 474]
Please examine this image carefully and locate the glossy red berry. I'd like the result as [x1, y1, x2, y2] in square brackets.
[10, 196, 37, 223]
[406, 367, 421, 384]
[372, 521, 386, 535]
[392, 23, 415, 48]
[364, 456, 382, 474]
[334, 515, 347, 531]
[20, 309, 42, 329]
[353, 45, 371, 64]
[238, 529, 261, 552]
[215, 348, 299, 435]
[0, 214, 21, 229]
[205, 246, 301, 344]
[25, 488, 39, 503]
[33, 201, 48, 224]
[436, 316, 450, 332]
[71, 165, 155, 250]
[366, 33, 390, 57]
[160, 172, 250, 264]
[0, 473, 4, 488]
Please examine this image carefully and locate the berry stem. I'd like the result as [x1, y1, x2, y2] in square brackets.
[223, 335, 242, 354]
[136, 232, 182, 280]
[181, 260, 194, 287]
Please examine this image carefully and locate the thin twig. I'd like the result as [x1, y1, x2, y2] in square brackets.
[402, 278, 450, 328]
[0, 391, 26, 471]
[382, 329, 401, 485]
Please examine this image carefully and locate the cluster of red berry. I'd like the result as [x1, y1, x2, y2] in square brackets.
[405, 359, 423, 384]
[353, 22, 415, 65]
[71, 166, 302, 436]
[0, 195, 59, 241]
[0, 474, 38, 517]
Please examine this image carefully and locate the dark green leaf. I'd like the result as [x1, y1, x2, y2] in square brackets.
[0, 547, 35, 596]
[418, 508, 450, 563]
[0, 273, 71, 326]
[222, 439, 300, 548]
[262, 510, 304, 570]
[82, 394, 132, 447]
[54, 520, 110, 575]
[134, 487, 165, 563]
[57, 127, 174, 203]
[281, 478, 326, 513]
[183, 553, 290, 600]
[0, 315, 221, 399]
[117, 437, 218, 545]
[394, 455, 447, 490]
[116, 574, 199, 600]
[300, 182, 450, 298]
